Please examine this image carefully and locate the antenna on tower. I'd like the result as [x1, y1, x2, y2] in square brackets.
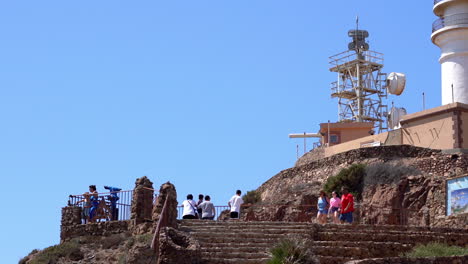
[330, 24, 386, 133]
[356, 15, 359, 31]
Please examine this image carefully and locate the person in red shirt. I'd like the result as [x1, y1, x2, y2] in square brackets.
[339, 187, 354, 224]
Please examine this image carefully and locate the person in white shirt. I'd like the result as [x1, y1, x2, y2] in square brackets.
[228, 190, 244, 219]
[182, 194, 198, 219]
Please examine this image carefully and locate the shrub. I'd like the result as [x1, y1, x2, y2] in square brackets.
[242, 190, 261, 204]
[323, 164, 366, 200]
[267, 238, 319, 264]
[404, 242, 468, 258]
[365, 162, 421, 186]
[28, 240, 83, 264]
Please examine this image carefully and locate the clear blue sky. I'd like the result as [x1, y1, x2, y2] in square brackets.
[0, 1, 440, 262]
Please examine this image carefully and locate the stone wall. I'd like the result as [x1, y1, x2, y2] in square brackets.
[152, 182, 178, 229]
[61, 220, 130, 242]
[61, 176, 156, 241]
[131, 176, 154, 225]
[345, 256, 468, 264]
[61, 206, 82, 227]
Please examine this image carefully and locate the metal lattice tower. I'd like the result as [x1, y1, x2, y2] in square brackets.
[329, 29, 388, 133]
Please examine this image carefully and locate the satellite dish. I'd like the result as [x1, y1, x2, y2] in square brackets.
[388, 107, 407, 129]
[387, 72, 406, 95]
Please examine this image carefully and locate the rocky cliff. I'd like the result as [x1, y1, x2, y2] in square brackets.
[247, 145, 468, 228]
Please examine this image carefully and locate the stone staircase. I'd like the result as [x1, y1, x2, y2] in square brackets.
[178, 220, 468, 264]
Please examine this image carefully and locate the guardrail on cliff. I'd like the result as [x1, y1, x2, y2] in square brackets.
[68, 190, 133, 223]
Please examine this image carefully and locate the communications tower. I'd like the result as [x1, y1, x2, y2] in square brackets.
[329, 28, 388, 133]
[431, 0, 468, 105]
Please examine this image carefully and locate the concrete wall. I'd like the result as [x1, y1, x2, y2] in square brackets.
[323, 132, 389, 157]
[401, 112, 454, 149]
[462, 111, 468, 148]
[307, 103, 468, 160]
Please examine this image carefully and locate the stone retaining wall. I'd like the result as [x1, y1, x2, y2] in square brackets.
[345, 256, 468, 264]
[60, 220, 130, 242]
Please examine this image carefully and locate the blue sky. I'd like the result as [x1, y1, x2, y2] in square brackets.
[0, 1, 441, 262]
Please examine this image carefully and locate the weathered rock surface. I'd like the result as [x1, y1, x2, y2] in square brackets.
[253, 146, 468, 228]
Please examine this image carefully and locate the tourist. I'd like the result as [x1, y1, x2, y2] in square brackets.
[317, 190, 329, 224]
[228, 190, 244, 219]
[340, 187, 354, 224]
[75, 192, 91, 224]
[182, 194, 198, 219]
[328, 191, 341, 224]
[197, 194, 204, 219]
[198, 195, 216, 220]
[104, 186, 121, 221]
[88, 185, 99, 223]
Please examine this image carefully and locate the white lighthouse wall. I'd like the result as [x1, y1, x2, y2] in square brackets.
[443, 2, 468, 16]
[441, 57, 468, 104]
[434, 29, 468, 105]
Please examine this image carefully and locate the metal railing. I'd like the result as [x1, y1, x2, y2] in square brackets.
[177, 203, 422, 226]
[432, 13, 468, 32]
[329, 50, 384, 68]
[68, 190, 133, 223]
[177, 205, 230, 220]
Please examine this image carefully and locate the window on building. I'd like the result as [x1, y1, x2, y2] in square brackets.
[330, 134, 339, 143]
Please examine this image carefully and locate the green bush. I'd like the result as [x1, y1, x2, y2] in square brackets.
[242, 190, 261, 205]
[28, 240, 83, 264]
[267, 238, 319, 264]
[404, 242, 468, 258]
[323, 164, 366, 200]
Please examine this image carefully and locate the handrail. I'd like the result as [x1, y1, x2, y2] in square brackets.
[432, 13, 468, 32]
[151, 197, 169, 254]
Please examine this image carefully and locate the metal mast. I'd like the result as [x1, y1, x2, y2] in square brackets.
[328, 26, 388, 133]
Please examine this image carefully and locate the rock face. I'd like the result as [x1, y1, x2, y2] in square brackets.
[253, 146, 468, 228]
[152, 182, 178, 229]
[157, 227, 201, 264]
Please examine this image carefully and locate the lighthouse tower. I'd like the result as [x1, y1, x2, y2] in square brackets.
[431, 0, 468, 105]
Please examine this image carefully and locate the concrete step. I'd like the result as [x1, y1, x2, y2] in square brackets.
[195, 236, 283, 244]
[201, 251, 269, 259]
[204, 257, 270, 264]
[191, 231, 303, 240]
[318, 255, 355, 264]
[316, 231, 449, 244]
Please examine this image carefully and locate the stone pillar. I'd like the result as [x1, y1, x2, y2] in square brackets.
[153, 182, 178, 229]
[131, 176, 154, 225]
[60, 206, 82, 241]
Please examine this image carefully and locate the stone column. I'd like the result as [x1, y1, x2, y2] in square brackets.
[131, 176, 154, 225]
[60, 206, 82, 241]
[153, 182, 178, 229]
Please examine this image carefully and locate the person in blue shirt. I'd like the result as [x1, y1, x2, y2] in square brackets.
[89, 185, 99, 222]
[317, 190, 330, 224]
[104, 186, 121, 221]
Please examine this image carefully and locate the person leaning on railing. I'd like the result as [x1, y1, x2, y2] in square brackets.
[182, 194, 198, 219]
[198, 195, 215, 220]
[88, 185, 99, 223]
[75, 192, 91, 224]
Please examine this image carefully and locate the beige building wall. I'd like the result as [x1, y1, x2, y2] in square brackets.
[318, 103, 468, 159]
[324, 132, 389, 157]
[401, 112, 455, 150]
[461, 112, 468, 149]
